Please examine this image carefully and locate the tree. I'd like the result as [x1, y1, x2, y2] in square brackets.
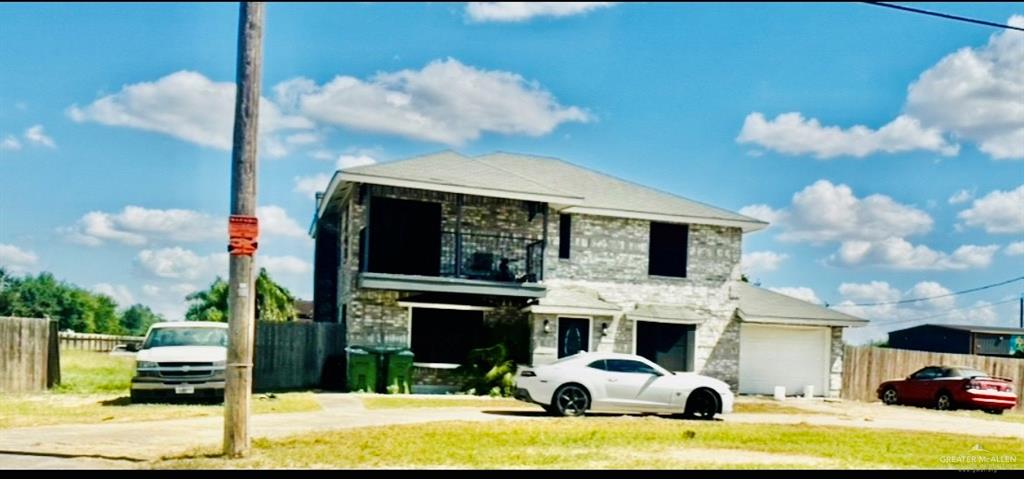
[185, 277, 230, 322]
[185, 268, 297, 322]
[0, 271, 139, 334]
[121, 304, 164, 336]
[254, 268, 298, 322]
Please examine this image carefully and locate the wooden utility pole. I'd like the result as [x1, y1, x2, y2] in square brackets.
[224, 1, 264, 458]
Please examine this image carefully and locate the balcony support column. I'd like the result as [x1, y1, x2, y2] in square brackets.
[455, 193, 464, 277]
[541, 203, 548, 281]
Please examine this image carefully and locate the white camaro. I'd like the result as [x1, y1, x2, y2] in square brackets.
[514, 352, 734, 419]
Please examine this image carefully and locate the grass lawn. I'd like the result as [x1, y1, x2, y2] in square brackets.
[731, 400, 826, 415]
[0, 350, 321, 429]
[154, 417, 1024, 469]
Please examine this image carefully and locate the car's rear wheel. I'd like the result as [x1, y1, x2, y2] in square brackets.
[684, 388, 719, 420]
[881, 387, 899, 405]
[552, 384, 589, 417]
[935, 392, 954, 411]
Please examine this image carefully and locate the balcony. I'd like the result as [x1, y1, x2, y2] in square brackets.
[358, 230, 546, 298]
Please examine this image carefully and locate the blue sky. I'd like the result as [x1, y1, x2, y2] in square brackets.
[1, 3, 1021, 342]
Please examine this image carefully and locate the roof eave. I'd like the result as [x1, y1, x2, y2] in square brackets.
[558, 206, 768, 232]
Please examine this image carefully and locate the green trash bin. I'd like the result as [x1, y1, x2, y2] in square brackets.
[345, 346, 377, 393]
[384, 349, 414, 394]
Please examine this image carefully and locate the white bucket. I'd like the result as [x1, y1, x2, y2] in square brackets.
[803, 385, 814, 398]
[773, 386, 786, 401]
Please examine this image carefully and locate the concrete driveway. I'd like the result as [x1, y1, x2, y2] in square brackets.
[0, 394, 529, 469]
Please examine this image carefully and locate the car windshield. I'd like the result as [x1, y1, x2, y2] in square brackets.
[143, 327, 228, 349]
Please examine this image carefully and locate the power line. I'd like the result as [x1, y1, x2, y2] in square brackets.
[864, 2, 1024, 32]
[836, 275, 1024, 307]
[873, 297, 1019, 327]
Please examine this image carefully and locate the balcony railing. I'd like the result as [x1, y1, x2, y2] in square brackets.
[360, 230, 544, 283]
[441, 231, 544, 283]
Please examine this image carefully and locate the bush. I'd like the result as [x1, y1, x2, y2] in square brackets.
[456, 343, 517, 397]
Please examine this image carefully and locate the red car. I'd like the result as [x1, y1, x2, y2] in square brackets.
[877, 365, 1017, 414]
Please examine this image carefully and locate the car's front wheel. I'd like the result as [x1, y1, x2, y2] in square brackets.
[684, 388, 719, 420]
[881, 387, 899, 405]
[552, 384, 590, 417]
[935, 392, 955, 411]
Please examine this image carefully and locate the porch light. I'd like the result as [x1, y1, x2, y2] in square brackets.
[601, 322, 609, 337]
[543, 319, 551, 334]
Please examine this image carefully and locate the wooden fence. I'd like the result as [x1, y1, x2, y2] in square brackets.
[59, 332, 145, 352]
[253, 320, 345, 391]
[842, 345, 1024, 411]
[1, 316, 60, 393]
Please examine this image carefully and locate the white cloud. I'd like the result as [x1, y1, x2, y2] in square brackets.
[740, 16, 1024, 162]
[141, 282, 199, 320]
[92, 283, 136, 306]
[258, 255, 311, 276]
[1, 135, 21, 151]
[289, 58, 591, 146]
[738, 204, 783, 226]
[466, 2, 616, 22]
[136, 247, 229, 281]
[745, 180, 933, 244]
[736, 112, 958, 159]
[831, 237, 998, 271]
[0, 244, 38, 272]
[293, 173, 333, 200]
[23, 125, 56, 148]
[956, 185, 1024, 234]
[284, 132, 322, 146]
[256, 205, 307, 239]
[947, 189, 974, 205]
[68, 70, 313, 151]
[767, 286, 821, 305]
[1005, 241, 1024, 256]
[836, 280, 1008, 344]
[63, 206, 221, 247]
[741, 251, 788, 274]
[309, 149, 334, 161]
[337, 154, 376, 169]
[905, 15, 1024, 160]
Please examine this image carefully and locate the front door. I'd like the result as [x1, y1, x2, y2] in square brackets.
[557, 317, 590, 358]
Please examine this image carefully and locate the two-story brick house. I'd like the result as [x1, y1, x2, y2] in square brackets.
[310, 151, 866, 397]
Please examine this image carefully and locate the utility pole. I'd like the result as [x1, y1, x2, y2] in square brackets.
[224, 1, 264, 458]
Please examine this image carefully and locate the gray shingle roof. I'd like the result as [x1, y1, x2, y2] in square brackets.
[736, 282, 867, 325]
[627, 303, 711, 323]
[338, 151, 766, 231]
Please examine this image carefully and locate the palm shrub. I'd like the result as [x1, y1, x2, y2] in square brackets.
[457, 343, 517, 397]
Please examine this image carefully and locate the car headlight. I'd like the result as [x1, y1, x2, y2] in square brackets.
[212, 360, 226, 368]
[136, 361, 159, 369]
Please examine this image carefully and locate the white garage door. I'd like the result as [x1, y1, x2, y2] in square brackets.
[739, 324, 829, 396]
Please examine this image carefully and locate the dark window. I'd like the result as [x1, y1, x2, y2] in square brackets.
[636, 321, 695, 372]
[586, 360, 607, 371]
[648, 222, 688, 277]
[410, 309, 485, 364]
[558, 214, 571, 259]
[368, 197, 442, 276]
[605, 359, 661, 375]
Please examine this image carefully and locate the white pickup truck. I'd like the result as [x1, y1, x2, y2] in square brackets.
[130, 321, 228, 403]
